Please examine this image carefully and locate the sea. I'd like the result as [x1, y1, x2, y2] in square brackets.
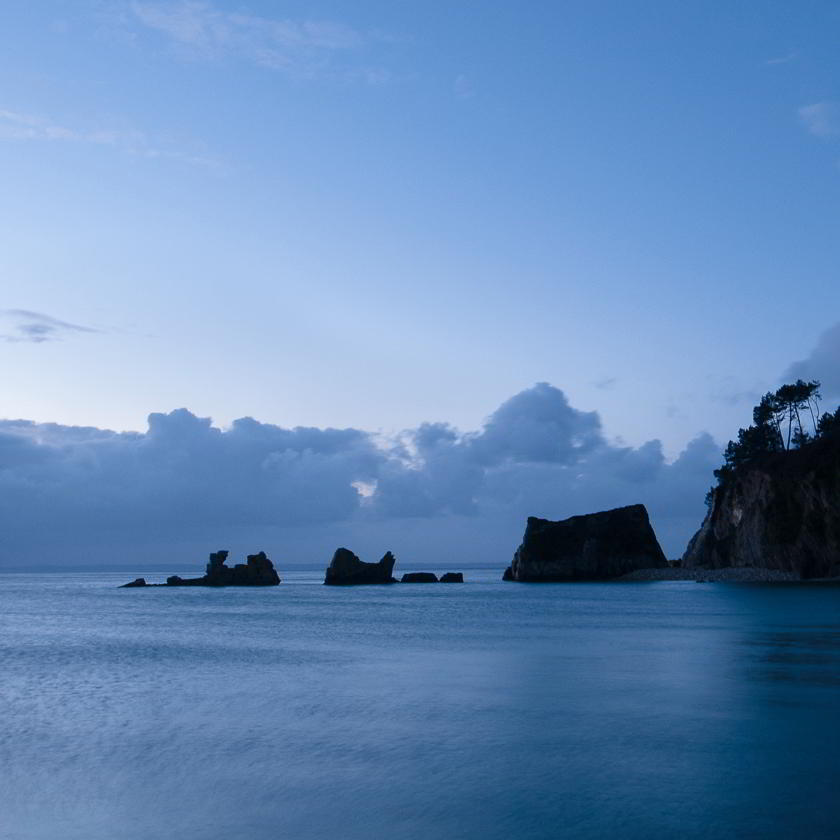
[2, 568, 839, 840]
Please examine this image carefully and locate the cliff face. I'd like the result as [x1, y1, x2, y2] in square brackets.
[682, 434, 840, 579]
[503, 504, 668, 582]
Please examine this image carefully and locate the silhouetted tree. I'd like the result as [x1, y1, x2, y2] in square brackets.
[774, 379, 821, 448]
[710, 379, 835, 497]
[754, 392, 784, 449]
[817, 406, 840, 437]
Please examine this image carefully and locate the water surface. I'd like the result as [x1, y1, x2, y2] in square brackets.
[2, 570, 839, 839]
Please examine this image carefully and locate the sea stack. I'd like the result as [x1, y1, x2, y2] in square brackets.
[324, 548, 398, 585]
[120, 550, 280, 587]
[503, 504, 668, 581]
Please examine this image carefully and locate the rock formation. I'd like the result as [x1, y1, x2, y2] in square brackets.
[440, 572, 464, 583]
[324, 548, 397, 585]
[503, 504, 668, 582]
[120, 550, 280, 587]
[122, 577, 147, 588]
[682, 433, 840, 579]
[401, 572, 439, 583]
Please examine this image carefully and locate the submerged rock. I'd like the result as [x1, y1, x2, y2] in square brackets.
[682, 433, 840, 579]
[121, 550, 281, 587]
[503, 504, 668, 582]
[401, 572, 439, 583]
[324, 548, 397, 585]
[440, 572, 464, 583]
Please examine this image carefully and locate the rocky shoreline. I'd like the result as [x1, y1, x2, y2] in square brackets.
[120, 494, 840, 589]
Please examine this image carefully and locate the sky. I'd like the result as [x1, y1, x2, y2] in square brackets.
[1, 1, 839, 567]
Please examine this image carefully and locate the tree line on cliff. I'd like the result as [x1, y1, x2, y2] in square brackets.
[707, 379, 840, 506]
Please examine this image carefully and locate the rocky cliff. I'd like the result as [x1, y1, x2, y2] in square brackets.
[503, 504, 668, 581]
[682, 433, 840, 579]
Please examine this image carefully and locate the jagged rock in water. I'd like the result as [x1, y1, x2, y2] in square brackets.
[324, 548, 397, 585]
[120, 578, 147, 588]
[121, 550, 280, 587]
[682, 434, 840, 579]
[503, 504, 668, 582]
[204, 550, 281, 586]
[440, 572, 464, 583]
[401, 572, 438, 583]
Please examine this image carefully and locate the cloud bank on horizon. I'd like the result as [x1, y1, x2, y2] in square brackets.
[0, 382, 721, 566]
[4, 321, 840, 569]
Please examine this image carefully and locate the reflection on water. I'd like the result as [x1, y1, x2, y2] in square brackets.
[748, 630, 840, 687]
[1, 570, 839, 840]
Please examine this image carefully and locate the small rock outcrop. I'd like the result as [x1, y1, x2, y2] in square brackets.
[401, 572, 439, 583]
[503, 504, 668, 582]
[440, 572, 464, 583]
[121, 578, 147, 588]
[324, 548, 397, 585]
[121, 551, 281, 587]
[682, 433, 840, 579]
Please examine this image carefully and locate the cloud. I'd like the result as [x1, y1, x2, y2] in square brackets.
[784, 321, 840, 402]
[798, 102, 840, 138]
[0, 384, 723, 567]
[594, 376, 617, 390]
[130, 1, 388, 81]
[765, 51, 797, 66]
[0, 310, 100, 343]
[0, 108, 218, 168]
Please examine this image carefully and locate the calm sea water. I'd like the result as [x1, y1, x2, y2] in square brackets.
[2, 569, 839, 840]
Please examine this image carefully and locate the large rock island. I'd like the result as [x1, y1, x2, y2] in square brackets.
[121, 550, 280, 587]
[503, 504, 668, 582]
[682, 431, 840, 579]
[324, 548, 397, 585]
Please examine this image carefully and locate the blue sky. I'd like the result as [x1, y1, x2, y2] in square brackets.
[1, 2, 839, 565]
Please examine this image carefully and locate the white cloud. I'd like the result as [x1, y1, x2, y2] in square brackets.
[798, 102, 840, 138]
[0, 109, 115, 143]
[765, 51, 797, 66]
[0, 108, 219, 168]
[130, 1, 385, 80]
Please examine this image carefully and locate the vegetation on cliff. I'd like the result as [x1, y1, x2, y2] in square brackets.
[684, 381, 840, 578]
[707, 379, 840, 506]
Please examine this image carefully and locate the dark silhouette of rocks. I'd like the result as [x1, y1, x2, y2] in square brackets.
[121, 577, 147, 588]
[120, 550, 280, 587]
[682, 433, 840, 579]
[503, 504, 668, 581]
[401, 572, 439, 583]
[440, 572, 464, 583]
[324, 548, 397, 585]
